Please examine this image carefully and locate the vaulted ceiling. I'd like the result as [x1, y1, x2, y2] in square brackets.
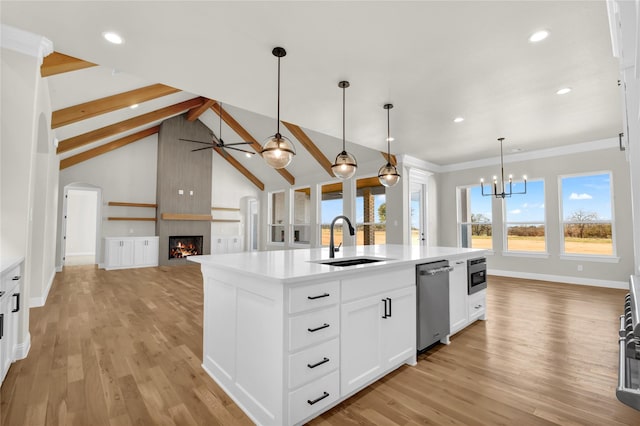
[1, 1, 623, 188]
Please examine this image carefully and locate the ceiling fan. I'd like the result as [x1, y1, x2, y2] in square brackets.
[179, 103, 255, 157]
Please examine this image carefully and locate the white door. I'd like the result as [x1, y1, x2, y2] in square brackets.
[340, 294, 384, 396]
[449, 260, 469, 335]
[64, 188, 99, 265]
[410, 182, 427, 246]
[381, 286, 416, 368]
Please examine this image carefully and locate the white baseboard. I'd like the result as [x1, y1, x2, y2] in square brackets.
[56, 265, 62, 272]
[13, 332, 31, 360]
[30, 268, 56, 308]
[488, 268, 628, 289]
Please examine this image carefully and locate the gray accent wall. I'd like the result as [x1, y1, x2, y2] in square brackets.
[157, 115, 212, 266]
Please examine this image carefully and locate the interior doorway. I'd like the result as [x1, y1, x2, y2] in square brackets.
[62, 185, 101, 266]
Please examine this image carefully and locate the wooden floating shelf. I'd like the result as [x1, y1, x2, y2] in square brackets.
[212, 219, 241, 223]
[109, 202, 158, 208]
[212, 207, 240, 212]
[161, 213, 212, 221]
[108, 217, 157, 221]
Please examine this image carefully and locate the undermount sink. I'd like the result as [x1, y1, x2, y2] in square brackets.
[313, 257, 388, 267]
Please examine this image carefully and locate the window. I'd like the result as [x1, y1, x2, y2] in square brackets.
[269, 191, 285, 244]
[504, 179, 546, 253]
[458, 185, 492, 250]
[320, 182, 342, 247]
[560, 172, 614, 256]
[292, 187, 311, 244]
[356, 177, 386, 245]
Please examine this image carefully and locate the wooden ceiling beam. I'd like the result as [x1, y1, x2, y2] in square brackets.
[186, 98, 216, 122]
[57, 97, 205, 154]
[41, 52, 96, 77]
[52, 83, 181, 129]
[213, 147, 265, 191]
[281, 121, 334, 177]
[211, 102, 295, 186]
[59, 126, 160, 170]
[381, 152, 397, 166]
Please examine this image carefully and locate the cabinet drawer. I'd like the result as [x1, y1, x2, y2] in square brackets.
[468, 290, 486, 321]
[289, 306, 339, 352]
[342, 267, 414, 302]
[288, 370, 339, 425]
[289, 281, 340, 314]
[288, 338, 339, 389]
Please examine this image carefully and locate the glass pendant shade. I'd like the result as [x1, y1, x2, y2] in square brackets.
[331, 151, 358, 179]
[261, 133, 295, 169]
[378, 163, 400, 187]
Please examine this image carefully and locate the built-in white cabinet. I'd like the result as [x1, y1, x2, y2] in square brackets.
[1, 259, 22, 386]
[212, 235, 243, 254]
[104, 237, 158, 270]
[449, 259, 469, 334]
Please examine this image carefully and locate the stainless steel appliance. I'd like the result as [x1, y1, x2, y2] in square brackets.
[618, 275, 640, 410]
[416, 260, 452, 352]
[467, 257, 487, 295]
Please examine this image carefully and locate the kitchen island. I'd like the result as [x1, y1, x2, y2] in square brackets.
[190, 244, 485, 425]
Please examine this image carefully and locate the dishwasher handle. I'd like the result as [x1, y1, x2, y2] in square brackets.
[419, 266, 453, 276]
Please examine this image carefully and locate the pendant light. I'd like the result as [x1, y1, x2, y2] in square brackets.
[480, 137, 527, 198]
[331, 81, 357, 179]
[261, 47, 295, 169]
[378, 103, 401, 187]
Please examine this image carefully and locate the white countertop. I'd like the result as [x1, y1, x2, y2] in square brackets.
[1, 256, 24, 275]
[189, 245, 484, 283]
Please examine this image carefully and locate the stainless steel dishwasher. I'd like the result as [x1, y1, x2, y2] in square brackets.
[416, 260, 452, 352]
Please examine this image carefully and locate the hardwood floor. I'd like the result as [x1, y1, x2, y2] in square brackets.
[2, 267, 639, 425]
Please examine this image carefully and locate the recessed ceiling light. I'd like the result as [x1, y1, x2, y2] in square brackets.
[102, 31, 124, 45]
[245, 152, 252, 158]
[453, 117, 464, 123]
[129, 104, 139, 109]
[556, 87, 572, 95]
[386, 137, 395, 142]
[529, 30, 549, 43]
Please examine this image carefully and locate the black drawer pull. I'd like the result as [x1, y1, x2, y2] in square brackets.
[307, 357, 330, 369]
[12, 275, 20, 281]
[308, 323, 330, 333]
[307, 391, 329, 406]
[307, 293, 330, 300]
[0, 313, 3, 340]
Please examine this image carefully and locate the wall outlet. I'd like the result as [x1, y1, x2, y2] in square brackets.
[189, 190, 194, 196]
[129, 228, 134, 234]
[577, 265, 583, 272]
[178, 189, 184, 195]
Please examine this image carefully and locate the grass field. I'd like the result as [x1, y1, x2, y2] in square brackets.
[470, 235, 613, 255]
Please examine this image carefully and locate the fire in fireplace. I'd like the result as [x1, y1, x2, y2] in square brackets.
[168, 235, 203, 259]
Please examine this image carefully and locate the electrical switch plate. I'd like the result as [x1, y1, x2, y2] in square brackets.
[189, 190, 194, 196]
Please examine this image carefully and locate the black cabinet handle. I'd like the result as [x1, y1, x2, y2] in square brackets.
[307, 293, 330, 300]
[12, 293, 20, 313]
[0, 313, 3, 340]
[12, 275, 20, 281]
[307, 357, 330, 369]
[307, 323, 330, 333]
[307, 391, 329, 406]
[382, 299, 388, 318]
[387, 297, 392, 317]
[620, 132, 626, 151]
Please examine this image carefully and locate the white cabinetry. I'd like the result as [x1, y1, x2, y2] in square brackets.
[1, 260, 22, 386]
[104, 237, 158, 270]
[449, 259, 469, 334]
[340, 268, 416, 397]
[212, 235, 243, 254]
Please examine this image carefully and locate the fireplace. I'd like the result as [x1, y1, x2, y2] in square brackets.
[168, 235, 203, 259]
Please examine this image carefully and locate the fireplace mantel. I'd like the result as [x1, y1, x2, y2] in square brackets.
[161, 213, 212, 221]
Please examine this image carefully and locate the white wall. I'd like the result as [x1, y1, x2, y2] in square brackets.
[437, 145, 634, 286]
[57, 134, 158, 267]
[65, 189, 97, 255]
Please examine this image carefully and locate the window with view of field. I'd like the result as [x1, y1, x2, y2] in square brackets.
[356, 178, 386, 245]
[458, 185, 493, 250]
[560, 172, 614, 256]
[504, 179, 546, 253]
[320, 182, 343, 247]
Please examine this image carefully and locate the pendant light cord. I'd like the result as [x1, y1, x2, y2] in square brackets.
[499, 137, 505, 191]
[219, 102, 223, 140]
[387, 107, 391, 159]
[276, 55, 281, 136]
[342, 85, 346, 152]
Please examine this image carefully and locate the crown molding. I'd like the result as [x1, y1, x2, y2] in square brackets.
[398, 154, 443, 173]
[1, 24, 53, 65]
[438, 137, 620, 173]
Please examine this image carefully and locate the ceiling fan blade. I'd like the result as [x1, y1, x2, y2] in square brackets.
[223, 142, 253, 147]
[180, 138, 214, 145]
[226, 146, 256, 155]
[191, 146, 213, 152]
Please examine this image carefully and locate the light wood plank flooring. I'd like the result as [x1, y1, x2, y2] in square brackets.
[1, 266, 639, 425]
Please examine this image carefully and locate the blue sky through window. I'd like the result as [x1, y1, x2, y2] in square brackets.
[504, 180, 545, 222]
[561, 173, 611, 220]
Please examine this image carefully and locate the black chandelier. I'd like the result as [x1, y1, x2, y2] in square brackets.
[480, 138, 527, 198]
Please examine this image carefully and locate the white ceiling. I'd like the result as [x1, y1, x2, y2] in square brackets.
[1, 1, 623, 167]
